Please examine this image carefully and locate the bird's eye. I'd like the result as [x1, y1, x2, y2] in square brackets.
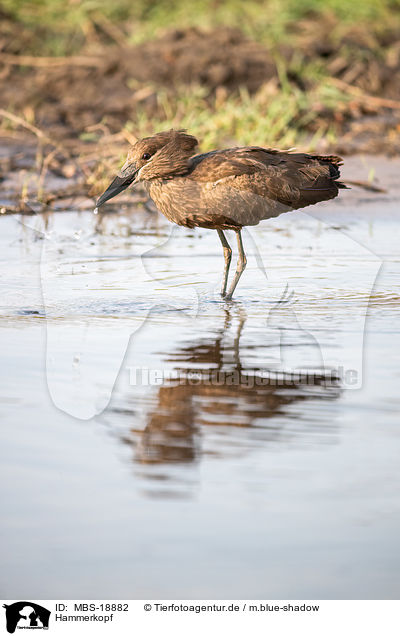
[142, 153, 151, 161]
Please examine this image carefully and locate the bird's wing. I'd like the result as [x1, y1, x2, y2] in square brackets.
[188, 147, 345, 211]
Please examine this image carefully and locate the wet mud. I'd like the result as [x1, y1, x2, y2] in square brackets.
[1, 19, 400, 151]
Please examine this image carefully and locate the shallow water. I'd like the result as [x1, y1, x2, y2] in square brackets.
[1, 156, 400, 599]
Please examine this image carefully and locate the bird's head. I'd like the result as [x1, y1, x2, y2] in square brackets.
[96, 129, 198, 207]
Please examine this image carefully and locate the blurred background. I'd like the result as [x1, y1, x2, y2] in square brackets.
[1, 0, 400, 210]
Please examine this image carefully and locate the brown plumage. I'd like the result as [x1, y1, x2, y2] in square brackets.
[96, 129, 347, 299]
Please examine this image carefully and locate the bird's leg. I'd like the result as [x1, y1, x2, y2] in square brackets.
[217, 229, 232, 297]
[225, 229, 247, 300]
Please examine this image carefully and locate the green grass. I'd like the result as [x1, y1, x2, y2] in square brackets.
[120, 78, 350, 153]
[2, 0, 400, 55]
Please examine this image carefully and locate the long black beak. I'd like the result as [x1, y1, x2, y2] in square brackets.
[96, 166, 138, 207]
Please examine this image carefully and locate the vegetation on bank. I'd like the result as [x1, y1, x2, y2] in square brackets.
[2, 0, 399, 55]
[0, 0, 399, 210]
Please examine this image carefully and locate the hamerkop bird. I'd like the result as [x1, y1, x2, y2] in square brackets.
[96, 130, 346, 299]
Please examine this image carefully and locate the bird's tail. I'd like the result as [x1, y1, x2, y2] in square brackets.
[312, 154, 385, 192]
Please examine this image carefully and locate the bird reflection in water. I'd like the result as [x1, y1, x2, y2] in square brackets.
[111, 308, 341, 476]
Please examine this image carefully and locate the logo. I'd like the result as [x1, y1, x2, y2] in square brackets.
[2, 603, 50, 633]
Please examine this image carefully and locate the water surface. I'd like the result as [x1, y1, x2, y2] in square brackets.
[1, 156, 400, 599]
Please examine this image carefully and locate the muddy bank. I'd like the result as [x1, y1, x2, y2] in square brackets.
[1, 19, 400, 148]
[1, 18, 400, 214]
[0, 137, 150, 215]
